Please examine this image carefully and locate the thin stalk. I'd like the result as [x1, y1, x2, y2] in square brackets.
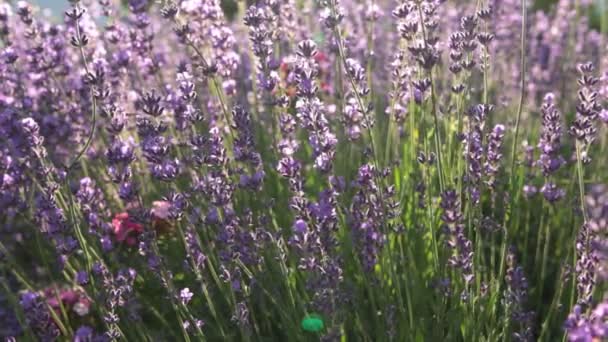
[498, 0, 527, 315]
[175, 222, 227, 337]
[384, 39, 407, 165]
[326, 1, 388, 202]
[538, 206, 552, 308]
[173, 22, 235, 143]
[508, 0, 527, 186]
[575, 142, 588, 222]
[538, 251, 569, 341]
[332, 25, 379, 167]
[416, 3, 445, 192]
[67, 11, 96, 171]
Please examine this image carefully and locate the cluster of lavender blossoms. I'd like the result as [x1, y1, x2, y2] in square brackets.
[440, 190, 474, 288]
[537, 93, 566, 203]
[0, 0, 607, 341]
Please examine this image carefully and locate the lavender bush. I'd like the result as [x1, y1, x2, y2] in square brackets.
[1, 0, 607, 340]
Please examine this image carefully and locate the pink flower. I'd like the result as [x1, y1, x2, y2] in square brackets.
[151, 201, 171, 220]
[43, 287, 91, 317]
[151, 201, 175, 235]
[112, 212, 144, 246]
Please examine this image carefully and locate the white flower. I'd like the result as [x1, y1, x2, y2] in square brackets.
[180, 288, 193, 305]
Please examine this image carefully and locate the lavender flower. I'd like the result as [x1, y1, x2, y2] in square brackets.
[440, 190, 474, 286]
[93, 264, 137, 339]
[75, 270, 89, 286]
[350, 164, 386, 271]
[74, 325, 94, 342]
[20, 291, 60, 341]
[569, 62, 601, 161]
[0, 0, 607, 340]
[75, 177, 113, 251]
[243, 2, 280, 99]
[294, 39, 337, 173]
[484, 124, 506, 190]
[232, 106, 264, 191]
[565, 301, 608, 342]
[184, 224, 207, 274]
[537, 94, 565, 174]
[0, 282, 21, 338]
[504, 248, 535, 341]
[448, 11, 487, 94]
[575, 223, 598, 308]
[180, 288, 193, 305]
[34, 190, 80, 269]
[464, 104, 493, 204]
[586, 184, 608, 235]
[232, 301, 250, 330]
[136, 90, 181, 182]
[540, 182, 566, 203]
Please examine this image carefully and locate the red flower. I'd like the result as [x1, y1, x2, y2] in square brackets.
[112, 212, 143, 246]
[314, 51, 328, 63]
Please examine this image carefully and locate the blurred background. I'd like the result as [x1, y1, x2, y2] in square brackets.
[19, 0, 608, 29]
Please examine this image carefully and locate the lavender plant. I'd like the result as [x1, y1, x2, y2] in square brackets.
[0, 0, 607, 341]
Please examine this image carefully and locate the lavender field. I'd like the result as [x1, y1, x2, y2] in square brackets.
[1, 0, 608, 341]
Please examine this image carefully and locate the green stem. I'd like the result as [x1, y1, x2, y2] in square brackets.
[67, 10, 96, 171]
[416, 3, 445, 192]
[575, 142, 588, 222]
[498, 0, 527, 317]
